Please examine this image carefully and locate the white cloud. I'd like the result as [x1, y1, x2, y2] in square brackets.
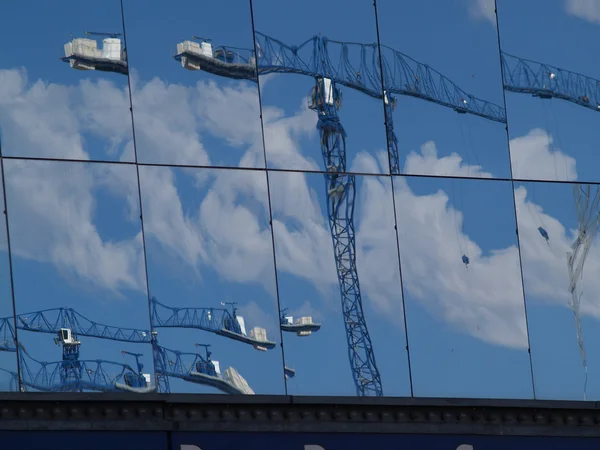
[0, 69, 87, 160]
[130, 73, 317, 171]
[139, 166, 207, 272]
[129, 75, 210, 167]
[350, 143, 596, 349]
[199, 173, 275, 288]
[404, 140, 493, 178]
[565, 0, 600, 24]
[3, 65, 597, 354]
[261, 100, 319, 171]
[0, 67, 322, 303]
[354, 151, 528, 349]
[0, 69, 146, 295]
[509, 128, 577, 181]
[4, 159, 145, 294]
[467, 0, 496, 26]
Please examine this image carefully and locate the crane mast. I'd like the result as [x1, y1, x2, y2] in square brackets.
[172, 30, 506, 396]
[383, 92, 400, 174]
[54, 328, 82, 390]
[309, 67, 382, 395]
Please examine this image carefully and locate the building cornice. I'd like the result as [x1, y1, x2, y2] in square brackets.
[0, 394, 598, 435]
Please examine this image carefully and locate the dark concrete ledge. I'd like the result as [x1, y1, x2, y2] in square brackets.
[0, 394, 599, 435]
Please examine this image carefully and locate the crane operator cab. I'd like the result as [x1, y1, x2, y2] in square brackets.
[309, 77, 342, 112]
[213, 47, 236, 64]
[195, 360, 218, 377]
[195, 351, 218, 377]
[194, 345, 218, 377]
[55, 328, 77, 345]
[223, 316, 241, 334]
[54, 328, 81, 361]
[120, 351, 152, 390]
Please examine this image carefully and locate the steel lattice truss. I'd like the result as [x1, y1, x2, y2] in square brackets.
[502, 52, 600, 113]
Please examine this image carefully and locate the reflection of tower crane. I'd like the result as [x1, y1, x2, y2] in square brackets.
[120, 350, 152, 390]
[502, 51, 600, 399]
[14, 340, 151, 393]
[174, 32, 505, 396]
[153, 342, 254, 395]
[151, 297, 275, 351]
[0, 367, 19, 392]
[14, 310, 154, 393]
[9, 308, 151, 392]
[0, 316, 16, 352]
[279, 308, 321, 336]
[62, 30, 128, 75]
[1, 304, 261, 394]
[85, 31, 122, 38]
[502, 53, 600, 111]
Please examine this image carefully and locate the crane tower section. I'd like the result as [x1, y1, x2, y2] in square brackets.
[309, 75, 382, 396]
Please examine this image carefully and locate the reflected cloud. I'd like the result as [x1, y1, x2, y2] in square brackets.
[0, 69, 132, 160]
[131, 71, 317, 169]
[355, 151, 528, 349]
[5, 161, 145, 295]
[2, 62, 595, 360]
[404, 140, 493, 178]
[510, 128, 577, 181]
[129, 76, 210, 166]
[467, 0, 496, 26]
[565, 0, 600, 24]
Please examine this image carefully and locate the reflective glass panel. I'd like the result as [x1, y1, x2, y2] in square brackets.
[396, 175, 532, 398]
[139, 165, 285, 395]
[0, 0, 133, 162]
[377, 0, 510, 178]
[498, 0, 600, 183]
[0, 160, 19, 391]
[516, 180, 600, 400]
[270, 166, 410, 396]
[123, 0, 264, 169]
[5, 160, 153, 393]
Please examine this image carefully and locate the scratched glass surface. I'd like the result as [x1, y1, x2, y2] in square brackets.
[515, 180, 600, 401]
[395, 175, 533, 398]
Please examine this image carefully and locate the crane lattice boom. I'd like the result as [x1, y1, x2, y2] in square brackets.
[151, 297, 275, 350]
[501, 52, 600, 112]
[17, 307, 151, 343]
[17, 344, 150, 393]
